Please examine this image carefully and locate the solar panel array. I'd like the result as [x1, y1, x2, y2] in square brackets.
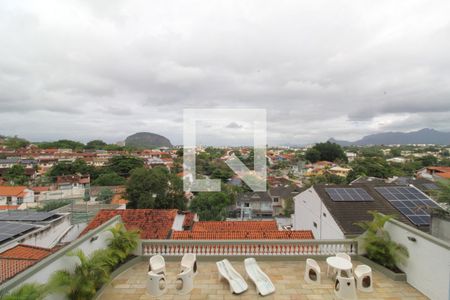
[422, 183, 439, 190]
[325, 188, 374, 202]
[375, 186, 440, 226]
[0, 212, 56, 222]
[0, 222, 36, 243]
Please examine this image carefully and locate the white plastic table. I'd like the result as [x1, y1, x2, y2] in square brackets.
[326, 256, 353, 277]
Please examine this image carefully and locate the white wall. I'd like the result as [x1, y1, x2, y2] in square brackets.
[385, 220, 450, 300]
[22, 215, 72, 248]
[293, 187, 345, 239]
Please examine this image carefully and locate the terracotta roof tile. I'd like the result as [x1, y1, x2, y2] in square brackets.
[0, 244, 55, 283]
[80, 209, 178, 239]
[192, 221, 278, 232]
[172, 230, 314, 240]
[0, 186, 27, 197]
[0, 205, 19, 210]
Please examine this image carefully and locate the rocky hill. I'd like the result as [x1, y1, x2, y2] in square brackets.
[125, 132, 173, 149]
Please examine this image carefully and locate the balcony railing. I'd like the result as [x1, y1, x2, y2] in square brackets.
[141, 239, 358, 256]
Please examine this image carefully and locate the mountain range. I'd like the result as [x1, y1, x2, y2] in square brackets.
[125, 132, 173, 148]
[328, 128, 450, 146]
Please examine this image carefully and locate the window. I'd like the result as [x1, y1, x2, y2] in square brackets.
[244, 202, 250, 207]
[273, 197, 279, 203]
[17, 197, 23, 205]
[6, 196, 12, 205]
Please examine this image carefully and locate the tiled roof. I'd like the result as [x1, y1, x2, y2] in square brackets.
[0, 205, 19, 210]
[0, 186, 27, 197]
[80, 209, 178, 239]
[192, 221, 278, 232]
[172, 230, 314, 240]
[0, 245, 54, 284]
[182, 212, 196, 229]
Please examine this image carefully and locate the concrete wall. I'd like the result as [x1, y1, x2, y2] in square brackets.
[384, 219, 450, 300]
[431, 214, 450, 243]
[21, 214, 72, 248]
[293, 187, 345, 239]
[0, 216, 122, 297]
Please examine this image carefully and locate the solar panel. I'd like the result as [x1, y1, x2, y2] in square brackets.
[0, 222, 36, 243]
[325, 188, 374, 202]
[423, 183, 439, 190]
[0, 212, 56, 222]
[375, 186, 440, 226]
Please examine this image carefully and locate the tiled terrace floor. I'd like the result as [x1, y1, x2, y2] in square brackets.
[98, 259, 428, 300]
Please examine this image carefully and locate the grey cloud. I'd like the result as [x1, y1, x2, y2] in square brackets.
[0, 0, 449, 145]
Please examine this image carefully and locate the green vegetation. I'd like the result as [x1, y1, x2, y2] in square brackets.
[92, 172, 126, 186]
[96, 188, 114, 203]
[1, 283, 47, 300]
[305, 142, 347, 163]
[356, 211, 409, 271]
[107, 155, 144, 177]
[4, 165, 28, 185]
[3, 136, 30, 149]
[107, 223, 139, 264]
[432, 180, 450, 207]
[37, 139, 85, 150]
[47, 159, 94, 181]
[125, 167, 186, 209]
[85, 140, 107, 149]
[37, 200, 72, 212]
[189, 191, 232, 221]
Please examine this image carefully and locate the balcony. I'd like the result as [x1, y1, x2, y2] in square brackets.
[98, 258, 427, 300]
[96, 239, 428, 300]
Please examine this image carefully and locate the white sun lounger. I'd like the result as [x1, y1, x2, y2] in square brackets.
[244, 258, 276, 296]
[216, 259, 248, 294]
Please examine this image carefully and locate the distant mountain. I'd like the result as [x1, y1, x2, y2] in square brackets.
[125, 132, 173, 149]
[328, 128, 450, 146]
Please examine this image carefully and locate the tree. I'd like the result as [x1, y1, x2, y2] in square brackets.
[92, 172, 125, 186]
[4, 165, 28, 185]
[107, 155, 144, 177]
[85, 140, 107, 149]
[47, 159, 94, 181]
[306, 142, 347, 163]
[125, 167, 186, 209]
[96, 188, 114, 203]
[37, 139, 85, 150]
[418, 155, 438, 167]
[4, 136, 30, 149]
[107, 223, 139, 264]
[305, 148, 321, 163]
[189, 192, 231, 221]
[48, 250, 111, 300]
[356, 211, 408, 271]
[348, 157, 393, 179]
[432, 180, 450, 206]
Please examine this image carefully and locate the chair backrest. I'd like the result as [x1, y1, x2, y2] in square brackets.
[306, 258, 319, 269]
[336, 252, 351, 262]
[150, 255, 165, 265]
[181, 253, 197, 272]
[334, 276, 357, 300]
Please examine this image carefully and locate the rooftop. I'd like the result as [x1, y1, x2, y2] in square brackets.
[80, 209, 179, 239]
[192, 220, 278, 232]
[98, 259, 427, 300]
[172, 230, 314, 240]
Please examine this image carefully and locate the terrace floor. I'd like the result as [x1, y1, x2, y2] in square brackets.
[98, 259, 428, 300]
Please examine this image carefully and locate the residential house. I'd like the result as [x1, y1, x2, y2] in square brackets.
[293, 183, 440, 239]
[268, 184, 303, 216]
[327, 166, 352, 177]
[0, 186, 34, 206]
[235, 192, 273, 218]
[416, 166, 450, 181]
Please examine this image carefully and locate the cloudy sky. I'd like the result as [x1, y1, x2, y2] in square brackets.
[1, 0, 449, 146]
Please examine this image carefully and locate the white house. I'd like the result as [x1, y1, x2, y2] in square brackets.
[0, 186, 34, 206]
[293, 183, 437, 239]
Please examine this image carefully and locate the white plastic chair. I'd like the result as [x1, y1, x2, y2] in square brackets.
[181, 253, 198, 275]
[304, 258, 321, 284]
[175, 267, 194, 295]
[244, 258, 275, 296]
[354, 264, 373, 292]
[328, 253, 352, 277]
[149, 255, 166, 274]
[147, 271, 167, 297]
[336, 252, 351, 262]
[334, 275, 357, 300]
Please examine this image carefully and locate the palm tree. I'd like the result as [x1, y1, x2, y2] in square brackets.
[1, 283, 47, 300]
[107, 223, 139, 264]
[48, 249, 111, 300]
[356, 211, 409, 270]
